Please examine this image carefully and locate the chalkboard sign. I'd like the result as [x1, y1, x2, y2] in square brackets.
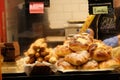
[88, 0, 113, 14]
[89, 0, 113, 4]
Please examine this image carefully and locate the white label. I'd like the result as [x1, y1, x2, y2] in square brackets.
[93, 6, 108, 14]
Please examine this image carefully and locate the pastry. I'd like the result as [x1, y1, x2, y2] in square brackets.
[64, 50, 90, 66]
[81, 60, 99, 70]
[69, 33, 93, 51]
[99, 58, 120, 69]
[55, 58, 76, 70]
[88, 40, 112, 61]
[54, 45, 72, 57]
[92, 47, 112, 61]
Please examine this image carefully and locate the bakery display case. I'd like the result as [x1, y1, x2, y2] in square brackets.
[1, 0, 120, 80]
[2, 33, 120, 80]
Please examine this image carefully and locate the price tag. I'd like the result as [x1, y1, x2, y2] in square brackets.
[93, 6, 108, 14]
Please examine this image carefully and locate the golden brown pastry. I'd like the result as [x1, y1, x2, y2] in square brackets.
[64, 50, 90, 66]
[69, 33, 93, 51]
[69, 40, 89, 51]
[88, 40, 112, 61]
[55, 58, 76, 70]
[99, 58, 120, 69]
[25, 57, 36, 64]
[44, 49, 58, 63]
[36, 57, 43, 62]
[92, 47, 112, 61]
[25, 48, 36, 58]
[35, 52, 41, 58]
[81, 60, 99, 70]
[29, 38, 47, 52]
[54, 45, 72, 57]
[40, 48, 51, 57]
[111, 46, 120, 59]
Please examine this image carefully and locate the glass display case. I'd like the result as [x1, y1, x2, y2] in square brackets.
[1, 0, 120, 80]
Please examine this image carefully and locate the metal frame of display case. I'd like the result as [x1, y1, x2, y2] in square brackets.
[2, 71, 120, 80]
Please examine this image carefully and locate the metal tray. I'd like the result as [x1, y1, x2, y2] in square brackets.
[57, 68, 114, 74]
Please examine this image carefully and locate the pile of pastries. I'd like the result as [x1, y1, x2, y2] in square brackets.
[24, 33, 120, 72]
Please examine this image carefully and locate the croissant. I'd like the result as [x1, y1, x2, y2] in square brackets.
[55, 58, 76, 70]
[64, 50, 90, 66]
[92, 47, 112, 61]
[81, 60, 99, 70]
[111, 46, 120, 59]
[99, 58, 120, 69]
[69, 33, 93, 52]
[54, 45, 72, 57]
[88, 40, 112, 61]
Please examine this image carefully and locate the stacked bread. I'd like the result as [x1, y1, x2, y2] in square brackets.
[24, 38, 55, 75]
[24, 33, 120, 73]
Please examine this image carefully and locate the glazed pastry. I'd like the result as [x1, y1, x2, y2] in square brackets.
[36, 57, 43, 62]
[81, 60, 99, 70]
[26, 48, 36, 58]
[55, 58, 76, 70]
[64, 50, 90, 66]
[99, 58, 120, 69]
[88, 40, 112, 61]
[111, 46, 120, 59]
[44, 49, 58, 63]
[54, 45, 72, 57]
[69, 40, 89, 51]
[69, 33, 93, 51]
[92, 47, 112, 61]
[25, 57, 36, 64]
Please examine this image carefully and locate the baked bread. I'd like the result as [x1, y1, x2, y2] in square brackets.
[64, 50, 90, 66]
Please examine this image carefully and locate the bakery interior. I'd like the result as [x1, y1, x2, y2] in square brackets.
[1, 0, 120, 80]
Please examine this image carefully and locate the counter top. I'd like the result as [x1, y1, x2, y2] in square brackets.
[2, 62, 24, 74]
[1, 62, 120, 80]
